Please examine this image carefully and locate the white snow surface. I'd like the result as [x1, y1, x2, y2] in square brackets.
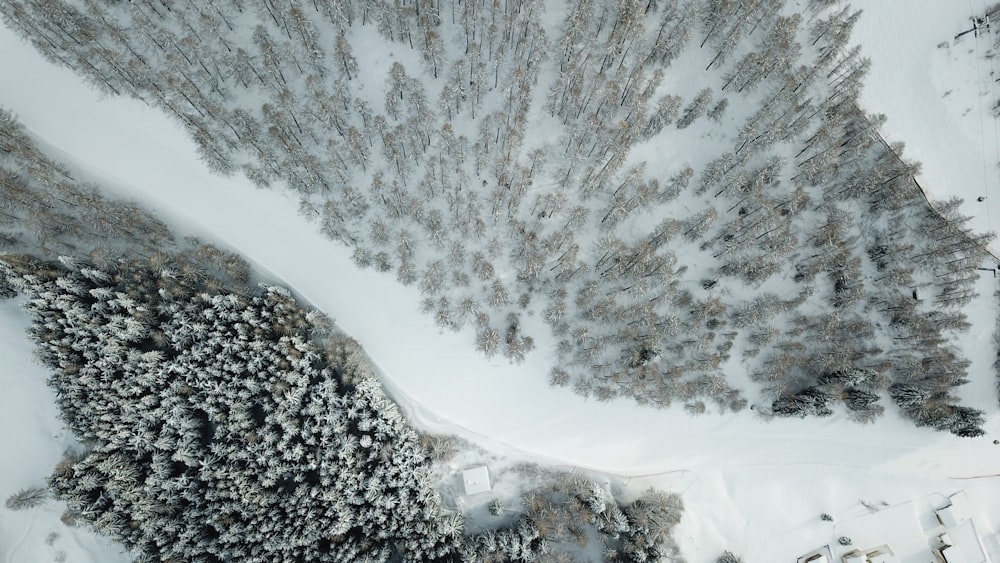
[855, 1, 1000, 249]
[4, 2, 1000, 561]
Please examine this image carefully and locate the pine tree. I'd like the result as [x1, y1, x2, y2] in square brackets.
[677, 88, 713, 129]
[5, 486, 48, 510]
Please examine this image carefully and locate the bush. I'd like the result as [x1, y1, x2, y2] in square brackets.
[771, 387, 833, 418]
[888, 382, 931, 410]
[5, 486, 48, 510]
[0, 274, 15, 299]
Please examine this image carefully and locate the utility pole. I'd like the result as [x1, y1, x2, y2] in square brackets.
[956, 14, 990, 40]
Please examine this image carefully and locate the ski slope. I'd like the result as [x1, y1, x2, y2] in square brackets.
[3, 2, 1000, 561]
[856, 1, 1000, 249]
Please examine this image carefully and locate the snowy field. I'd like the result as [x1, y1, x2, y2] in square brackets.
[4, 1, 1000, 561]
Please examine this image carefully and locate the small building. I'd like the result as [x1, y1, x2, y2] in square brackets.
[838, 546, 898, 563]
[936, 493, 972, 529]
[867, 552, 897, 563]
[937, 544, 971, 563]
[798, 545, 833, 563]
[462, 465, 491, 496]
[932, 519, 987, 563]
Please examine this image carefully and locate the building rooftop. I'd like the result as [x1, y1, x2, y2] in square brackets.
[865, 545, 899, 563]
[936, 492, 972, 529]
[939, 544, 971, 563]
[461, 465, 491, 496]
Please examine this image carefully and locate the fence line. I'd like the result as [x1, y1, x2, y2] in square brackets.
[860, 103, 1000, 266]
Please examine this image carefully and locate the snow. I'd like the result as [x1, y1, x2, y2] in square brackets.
[855, 1, 1000, 252]
[937, 492, 972, 528]
[942, 520, 988, 563]
[461, 465, 491, 496]
[942, 544, 973, 563]
[1, 2, 1000, 562]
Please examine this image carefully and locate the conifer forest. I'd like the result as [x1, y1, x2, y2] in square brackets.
[1, 0, 998, 561]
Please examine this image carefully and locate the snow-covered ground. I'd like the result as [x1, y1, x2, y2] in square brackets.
[855, 1, 1000, 250]
[4, 2, 1000, 561]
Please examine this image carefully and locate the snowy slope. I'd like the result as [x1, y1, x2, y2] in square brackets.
[0, 299, 132, 563]
[856, 1, 1000, 248]
[3, 2, 1000, 562]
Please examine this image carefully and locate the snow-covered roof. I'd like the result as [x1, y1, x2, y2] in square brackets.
[936, 497, 970, 529]
[841, 552, 866, 563]
[949, 493, 971, 515]
[938, 520, 988, 563]
[937, 507, 960, 528]
[804, 554, 828, 563]
[939, 544, 970, 563]
[866, 549, 899, 563]
[461, 465, 491, 496]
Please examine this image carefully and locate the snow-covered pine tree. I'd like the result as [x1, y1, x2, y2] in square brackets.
[5, 486, 48, 510]
[2, 0, 988, 433]
[2, 254, 464, 561]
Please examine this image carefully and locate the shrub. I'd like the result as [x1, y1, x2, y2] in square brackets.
[5, 486, 48, 510]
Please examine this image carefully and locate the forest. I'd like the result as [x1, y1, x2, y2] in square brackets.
[0, 252, 685, 561]
[2, 0, 983, 433]
[0, 0, 996, 559]
[0, 107, 685, 560]
[0, 0, 988, 435]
